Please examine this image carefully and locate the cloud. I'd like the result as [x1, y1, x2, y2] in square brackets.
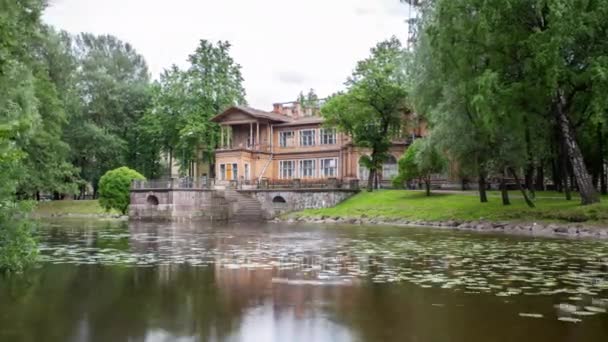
[354, 7, 376, 16]
[276, 71, 308, 85]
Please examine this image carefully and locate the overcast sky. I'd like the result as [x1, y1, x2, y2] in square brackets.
[43, 0, 411, 109]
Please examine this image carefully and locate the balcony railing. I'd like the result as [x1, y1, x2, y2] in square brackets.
[131, 177, 216, 190]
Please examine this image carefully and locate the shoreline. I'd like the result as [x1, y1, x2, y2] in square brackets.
[32, 213, 129, 220]
[273, 215, 608, 240]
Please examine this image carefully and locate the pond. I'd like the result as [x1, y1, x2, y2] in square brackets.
[1, 219, 608, 341]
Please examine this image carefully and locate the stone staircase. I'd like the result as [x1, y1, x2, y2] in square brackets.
[222, 190, 265, 222]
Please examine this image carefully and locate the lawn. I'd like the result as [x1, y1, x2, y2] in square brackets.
[33, 200, 118, 216]
[291, 190, 608, 225]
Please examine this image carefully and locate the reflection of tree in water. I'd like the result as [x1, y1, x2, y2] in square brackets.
[0, 264, 249, 341]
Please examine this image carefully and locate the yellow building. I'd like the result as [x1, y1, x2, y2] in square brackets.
[211, 101, 425, 187]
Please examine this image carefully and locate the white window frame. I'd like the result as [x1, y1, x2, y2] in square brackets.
[279, 160, 296, 179]
[244, 163, 250, 180]
[382, 156, 398, 180]
[320, 158, 338, 178]
[299, 129, 316, 146]
[279, 131, 294, 147]
[320, 128, 336, 145]
[299, 159, 316, 179]
[220, 164, 226, 181]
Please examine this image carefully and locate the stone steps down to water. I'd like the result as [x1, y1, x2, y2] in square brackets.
[222, 190, 265, 222]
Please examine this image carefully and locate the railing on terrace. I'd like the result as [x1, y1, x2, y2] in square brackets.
[131, 177, 216, 190]
[233, 178, 359, 190]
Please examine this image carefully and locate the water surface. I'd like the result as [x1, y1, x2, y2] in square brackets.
[1, 219, 607, 341]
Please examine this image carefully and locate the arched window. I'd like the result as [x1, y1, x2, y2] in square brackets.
[147, 195, 159, 206]
[382, 155, 398, 180]
[358, 155, 370, 181]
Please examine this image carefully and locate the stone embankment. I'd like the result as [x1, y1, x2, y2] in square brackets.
[274, 216, 608, 239]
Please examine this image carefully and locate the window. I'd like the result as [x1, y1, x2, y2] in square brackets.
[321, 158, 337, 177]
[320, 128, 336, 145]
[300, 129, 316, 146]
[382, 155, 398, 180]
[359, 165, 370, 181]
[244, 163, 250, 180]
[280, 160, 295, 179]
[279, 131, 294, 147]
[232, 163, 238, 180]
[299, 159, 316, 178]
[358, 155, 370, 181]
[220, 163, 238, 180]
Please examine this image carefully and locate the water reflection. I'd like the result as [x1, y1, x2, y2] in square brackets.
[0, 220, 607, 341]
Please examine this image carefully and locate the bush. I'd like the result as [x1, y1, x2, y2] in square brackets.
[0, 201, 38, 274]
[98, 167, 145, 215]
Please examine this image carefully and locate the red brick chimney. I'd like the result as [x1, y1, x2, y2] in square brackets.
[272, 103, 284, 114]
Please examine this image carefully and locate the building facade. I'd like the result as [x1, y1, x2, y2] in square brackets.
[211, 101, 425, 186]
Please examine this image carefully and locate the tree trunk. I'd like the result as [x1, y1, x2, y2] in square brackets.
[500, 173, 510, 205]
[599, 123, 607, 195]
[555, 92, 599, 204]
[559, 139, 572, 201]
[535, 164, 545, 191]
[525, 166, 535, 197]
[478, 172, 488, 203]
[367, 168, 375, 192]
[509, 168, 535, 208]
[425, 177, 431, 196]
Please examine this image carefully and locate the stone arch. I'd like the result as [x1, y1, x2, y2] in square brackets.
[147, 195, 159, 206]
[272, 196, 287, 203]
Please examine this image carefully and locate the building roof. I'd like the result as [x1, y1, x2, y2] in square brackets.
[211, 106, 293, 123]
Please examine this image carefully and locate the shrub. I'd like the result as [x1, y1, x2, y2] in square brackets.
[98, 167, 145, 215]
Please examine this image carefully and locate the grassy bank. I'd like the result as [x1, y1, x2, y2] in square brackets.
[33, 200, 118, 217]
[289, 190, 608, 225]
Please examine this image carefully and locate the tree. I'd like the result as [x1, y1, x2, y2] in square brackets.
[65, 33, 152, 194]
[322, 37, 410, 191]
[144, 40, 246, 176]
[98, 167, 145, 215]
[0, 0, 47, 272]
[413, 0, 605, 206]
[18, 26, 80, 199]
[393, 138, 445, 196]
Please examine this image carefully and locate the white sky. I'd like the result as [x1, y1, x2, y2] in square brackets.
[43, 0, 411, 109]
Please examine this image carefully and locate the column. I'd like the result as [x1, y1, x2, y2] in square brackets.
[249, 122, 253, 147]
[256, 122, 260, 149]
[220, 126, 224, 148]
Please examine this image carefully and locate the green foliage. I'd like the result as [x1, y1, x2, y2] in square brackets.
[65, 33, 152, 191]
[143, 40, 246, 175]
[414, 0, 608, 204]
[394, 138, 445, 195]
[0, 0, 46, 273]
[323, 37, 411, 190]
[98, 167, 145, 215]
[0, 202, 38, 274]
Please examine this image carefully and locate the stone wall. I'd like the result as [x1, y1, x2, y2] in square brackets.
[129, 189, 231, 221]
[130, 188, 358, 221]
[241, 189, 358, 218]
